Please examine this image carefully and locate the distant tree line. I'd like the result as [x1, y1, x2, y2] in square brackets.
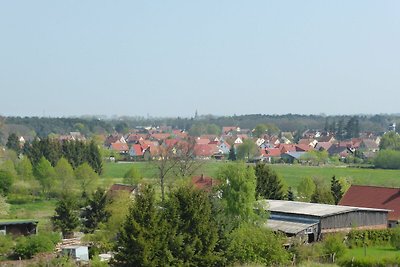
[6, 136, 103, 174]
[3, 114, 399, 141]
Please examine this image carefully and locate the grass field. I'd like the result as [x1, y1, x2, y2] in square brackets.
[345, 246, 398, 259]
[102, 161, 400, 190]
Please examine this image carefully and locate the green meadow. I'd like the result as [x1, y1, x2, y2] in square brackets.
[102, 161, 400, 190]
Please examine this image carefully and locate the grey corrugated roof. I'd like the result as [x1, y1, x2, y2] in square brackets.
[260, 200, 389, 218]
[267, 219, 317, 234]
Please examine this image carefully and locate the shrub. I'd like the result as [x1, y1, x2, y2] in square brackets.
[0, 235, 14, 259]
[322, 233, 347, 260]
[347, 229, 393, 248]
[226, 223, 290, 266]
[13, 233, 59, 259]
[289, 241, 323, 264]
[390, 227, 400, 250]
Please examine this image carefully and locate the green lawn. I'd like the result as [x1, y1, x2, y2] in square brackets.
[345, 246, 398, 259]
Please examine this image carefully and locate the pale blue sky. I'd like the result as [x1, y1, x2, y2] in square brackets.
[0, 1, 399, 117]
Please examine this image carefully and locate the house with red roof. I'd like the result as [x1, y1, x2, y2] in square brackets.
[295, 144, 314, 152]
[129, 144, 144, 158]
[109, 142, 129, 155]
[194, 144, 219, 158]
[339, 185, 400, 227]
[260, 148, 281, 162]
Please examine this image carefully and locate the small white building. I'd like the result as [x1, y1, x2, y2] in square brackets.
[62, 246, 89, 261]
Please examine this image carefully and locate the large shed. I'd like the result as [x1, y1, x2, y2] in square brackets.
[0, 219, 38, 236]
[260, 200, 389, 242]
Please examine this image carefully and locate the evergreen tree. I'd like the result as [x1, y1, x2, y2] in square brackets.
[86, 140, 103, 174]
[52, 196, 79, 238]
[0, 170, 13, 196]
[254, 163, 285, 200]
[6, 133, 20, 154]
[336, 119, 344, 140]
[345, 117, 360, 139]
[287, 187, 295, 201]
[41, 138, 61, 166]
[25, 139, 43, 166]
[228, 146, 236, 161]
[113, 184, 166, 267]
[331, 175, 343, 205]
[81, 188, 110, 233]
[163, 186, 220, 266]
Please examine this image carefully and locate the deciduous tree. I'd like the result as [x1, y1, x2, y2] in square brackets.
[236, 139, 259, 161]
[217, 162, 257, 224]
[123, 165, 141, 185]
[297, 177, 316, 202]
[75, 163, 99, 195]
[34, 157, 56, 196]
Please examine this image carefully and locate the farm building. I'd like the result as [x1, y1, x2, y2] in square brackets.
[339, 185, 400, 227]
[260, 200, 389, 242]
[0, 219, 38, 236]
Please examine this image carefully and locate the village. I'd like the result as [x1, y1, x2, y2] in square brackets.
[1, 120, 400, 266]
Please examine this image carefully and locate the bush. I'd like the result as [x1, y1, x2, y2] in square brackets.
[347, 229, 393, 248]
[13, 233, 60, 259]
[0, 235, 14, 259]
[226, 223, 290, 266]
[289, 241, 323, 264]
[391, 227, 400, 250]
[374, 150, 400, 169]
[322, 233, 347, 260]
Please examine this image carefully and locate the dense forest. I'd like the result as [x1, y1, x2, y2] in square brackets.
[0, 114, 398, 143]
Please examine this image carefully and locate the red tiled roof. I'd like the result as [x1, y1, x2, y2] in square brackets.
[339, 185, 400, 221]
[315, 142, 332, 151]
[191, 175, 219, 191]
[261, 148, 281, 157]
[151, 133, 171, 141]
[110, 142, 129, 152]
[131, 144, 143, 156]
[196, 138, 211, 145]
[295, 144, 314, 152]
[194, 144, 218, 157]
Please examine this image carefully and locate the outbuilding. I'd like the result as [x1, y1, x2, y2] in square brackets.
[0, 219, 38, 236]
[62, 246, 89, 262]
[260, 200, 389, 242]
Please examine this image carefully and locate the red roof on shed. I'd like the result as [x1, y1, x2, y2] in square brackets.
[339, 185, 400, 221]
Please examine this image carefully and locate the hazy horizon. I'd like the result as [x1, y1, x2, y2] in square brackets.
[1, 1, 399, 117]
